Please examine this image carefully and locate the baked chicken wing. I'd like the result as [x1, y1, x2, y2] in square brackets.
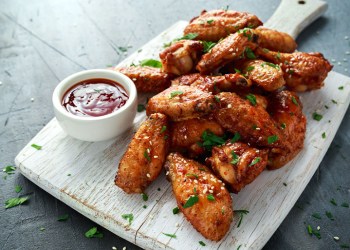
[165, 152, 233, 241]
[256, 48, 333, 92]
[207, 142, 268, 193]
[146, 85, 217, 121]
[241, 59, 285, 91]
[214, 92, 289, 150]
[171, 73, 251, 93]
[267, 90, 306, 169]
[115, 113, 169, 193]
[184, 9, 262, 42]
[197, 30, 258, 74]
[115, 66, 174, 93]
[255, 27, 297, 53]
[160, 40, 204, 75]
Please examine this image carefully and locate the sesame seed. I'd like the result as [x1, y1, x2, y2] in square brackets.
[317, 226, 320, 230]
[133, 78, 137, 81]
[175, 223, 180, 227]
[256, 127, 261, 130]
[146, 173, 151, 178]
[334, 236, 340, 241]
[222, 183, 225, 186]
[112, 247, 117, 250]
[331, 59, 336, 62]
[229, 48, 233, 52]
[31, 97, 35, 102]
[227, 104, 232, 108]
[345, 69, 348, 72]
[149, 141, 152, 145]
[0, 81, 2, 85]
[345, 36, 349, 40]
[218, 180, 222, 183]
[346, 51, 350, 55]
[338, 62, 342, 65]
[343, 58, 348, 62]
[209, 190, 214, 193]
[153, 155, 158, 158]
[194, 180, 198, 183]
[210, 185, 214, 189]
[123, 247, 126, 250]
[166, 171, 169, 176]
[147, 148, 150, 153]
[184, 135, 187, 139]
[203, 176, 207, 180]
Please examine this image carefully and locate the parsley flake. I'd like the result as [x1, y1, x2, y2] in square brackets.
[31, 144, 42, 150]
[330, 198, 337, 206]
[121, 213, 134, 225]
[268, 135, 278, 144]
[231, 132, 241, 143]
[3, 165, 16, 175]
[173, 207, 180, 214]
[214, 96, 221, 102]
[291, 96, 299, 106]
[312, 213, 321, 219]
[338, 86, 344, 90]
[199, 241, 206, 246]
[142, 193, 148, 201]
[162, 232, 176, 238]
[230, 151, 239, 165]
[312, 112, 323, 121]
[234, 210, 249, 227]
[262, 48, 270, 53]
[57, 214, 70, 221]
[244, 47, 256, 59]
[176, 33, 198, 41]
[144, 150, 151, 162]
[170, 91, 184, 98]
[246, 66, 255, 71]
[160, 126, 167, 133]
[341, 202, 349, 208]
[85, 227, 104, 238]
[5, 196, 29, 209]
[276, 52, 281, 60]
[199, 130, 226, 150]
[326, 211, 334, 220]
[341, 244, 350, 249]
[281, 123, 286, 129]
[186, 173, 198, 179]
[139, 59, 162, 68]
[322, 132, 326, 139]
[246, 93, 257, 106]
[332, 99, 338, 104]
[249, 157, 261, 166]
[15, 185, 22, 193]
[207, 19, 214, 24]
[183, 195, 199, 208]
[207, 194, 215, 201]
[137, 104, 146, 112]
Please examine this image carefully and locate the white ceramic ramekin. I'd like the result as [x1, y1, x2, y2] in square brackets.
[52, 69, 137, 141]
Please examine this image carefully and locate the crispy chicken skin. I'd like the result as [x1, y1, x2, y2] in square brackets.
[115, 113, 169, 193]
[170, 116, 224, 156]
[256, 48, 333, 92]
[171, 73, 251, 93]
[267, 90, 306, 169]
[146, 85, 217, 121]
[184, 9, 262, 42]
[207, 142, 268, 193]
[197, 31, 258, 74]
[160, 40, 204, 75]
[165, 153, 233, 241]
[214, 92, 289, 150]
[115, 66, 174, 93]
[255, 27, 297, 53]
[241, 59, 285, 91]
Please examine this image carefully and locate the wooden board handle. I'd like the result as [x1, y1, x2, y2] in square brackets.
[264, 0, 328, 39]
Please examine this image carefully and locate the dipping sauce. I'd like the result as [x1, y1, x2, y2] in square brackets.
[62, 78, 129, 117]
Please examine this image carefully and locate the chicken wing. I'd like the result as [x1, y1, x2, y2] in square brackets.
[165, 152, 233, 241]
[184, 9, 262, 42]
[207, 142, 268, 193]
[115, 66, 174, 93]
[160, 40, 203, 75]
[241, 59, 285, 91]
[146, 85, 217, 121]
[115, 113, 169, 193]
[267, 90, 306, 169]
[256, 48, 333, 92]
[255, 27, 297, 53]
[214, 92, 290, 150]
[171, 73, 251, 93]
[197, 30, 258, 74]
[170, 115, 224, 157]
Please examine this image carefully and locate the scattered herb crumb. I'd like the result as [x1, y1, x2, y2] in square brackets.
[173, 207, 180, 214]
[142, 193, 148, 201]
[291, 96, 299, 106]
[85, 227, 104, 238]
[330, 198, 337, 206]
[183, 195, 199, 208]
[340, 244, 350, 249]
[231, 132, 241, 143]
[121, 213, 134, 225]
[267, 135, 278, 144]
[137, 104, 146, 112]
[139, 59, 162, 68]
[338, 86, 344, 90]
[3, 165, 16, 175]
[57, 214, 70, 221]
[31, 144, 42, 150]
[207, 194, 215, 201]
[312, 213, 321, 219]
[237, 245, 242, 250]
[341, 202, 349, 208]
[312, 112, 323, 121]
[5, 196, 29, 209]
[162, 232, 176, 238]
[325, 211, 334, 220]
[332, 99, 338, 104]
[15, 185, 22, 193]
[234, 210, 249, 227]
[143, 205, 147, 209]
[40, 227, 45, 232]
[199, 241, 206, 246]
[322, 132, 326, 139]
[170, 91, 184, 98]
[67, 173, 71, 176]
[246, 93, 257, 106]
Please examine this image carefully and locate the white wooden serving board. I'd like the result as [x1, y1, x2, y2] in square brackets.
[15, 1, 350, 250]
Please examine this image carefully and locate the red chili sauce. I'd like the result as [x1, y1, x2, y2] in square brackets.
[62, 78, 129, 117]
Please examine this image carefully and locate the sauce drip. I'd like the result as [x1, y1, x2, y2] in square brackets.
[62, 78, 129, 117]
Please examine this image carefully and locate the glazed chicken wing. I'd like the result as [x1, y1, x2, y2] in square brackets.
[184, 9, 262, 42]
[241, 59, 285, 91]
[171, 73, 251, 93]
[146, 85, 217, 121]
[115, 113, 169, 193]
[207, 142, 268, 193]
[165, 153, 233, 241]
[214, 92, 290, 150]
[115, 66, 174, 93]
[267, 90, 306, 169]
[256, 48, 333, 92]
[170, 116, 224, 157]
[160, 40, 203, 75]
[197, 30, 258, 74]
[255, 27, 297, 53]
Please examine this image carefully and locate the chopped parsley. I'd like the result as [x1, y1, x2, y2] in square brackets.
[307, 225, 321, 239]
[244, 47, 256, 59]
[143, 205, 147, 209]
[137, 104, 146, 112]
[291, 96, 299, 106]
[341, 244, 350, 249]
[312, 213, 321, 219]
[234, 68, 241, 74]
[261, 62, 279, 69]
[234, 210, 249, 227]
[186, 173, 198, 179]
[176, 33, 198, 41]
[202, 41, 217, 53]
[268, 135, 278, 144]
[231, 132, 241, 143]
[322, 132, 326, 139]
[325, 211, 334, 220]
[85, 227, 104, 238]
[246, 66, 255, 71]
[121, 213, 134, 225]
[312, 112, 323, 121]
[139, 59, 162, 68]
[15, 185, 22, 193]
[281, 123, 286, 129]
[5, 196, 29, 209]
[3, 165, 16, 175]
[341, 202, 349, 208]
[144, 150, 151, 162]
[207, 194, 215, 201]
[162, 233, 176, 238]
[183, 195, 199, 208]
[330, 198, 337, 206]
[160, 126, 167, 133]
[170, 91, 184, 98]
[142, 193, 148, 201]
[207, 19, 214, 24]
[31, 144, 42, 150]
[276, 52, 281, 60]
[249, 157, 261, 166]
[332, 99, 338, 104]
[199, 130, 226, 150]
[307, 225, 313, 235]
[338, 86, 344, 90]
[246, 93, 257, 106]
[238, 28, 253, 41]
[237, 245, 242, 250]
[287, 69, 295, 75]
[118, 46, 132, 53]
[214, 96, 221, 102]
[230, 151, 239, 165]
[199, 241, 206, 246]
[173, 207, 180, 214]
[57, 214, 70, 221]
[262, 48, 270, 53]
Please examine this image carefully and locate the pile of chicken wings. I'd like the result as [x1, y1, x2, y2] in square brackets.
[114, 9, 333, 241]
